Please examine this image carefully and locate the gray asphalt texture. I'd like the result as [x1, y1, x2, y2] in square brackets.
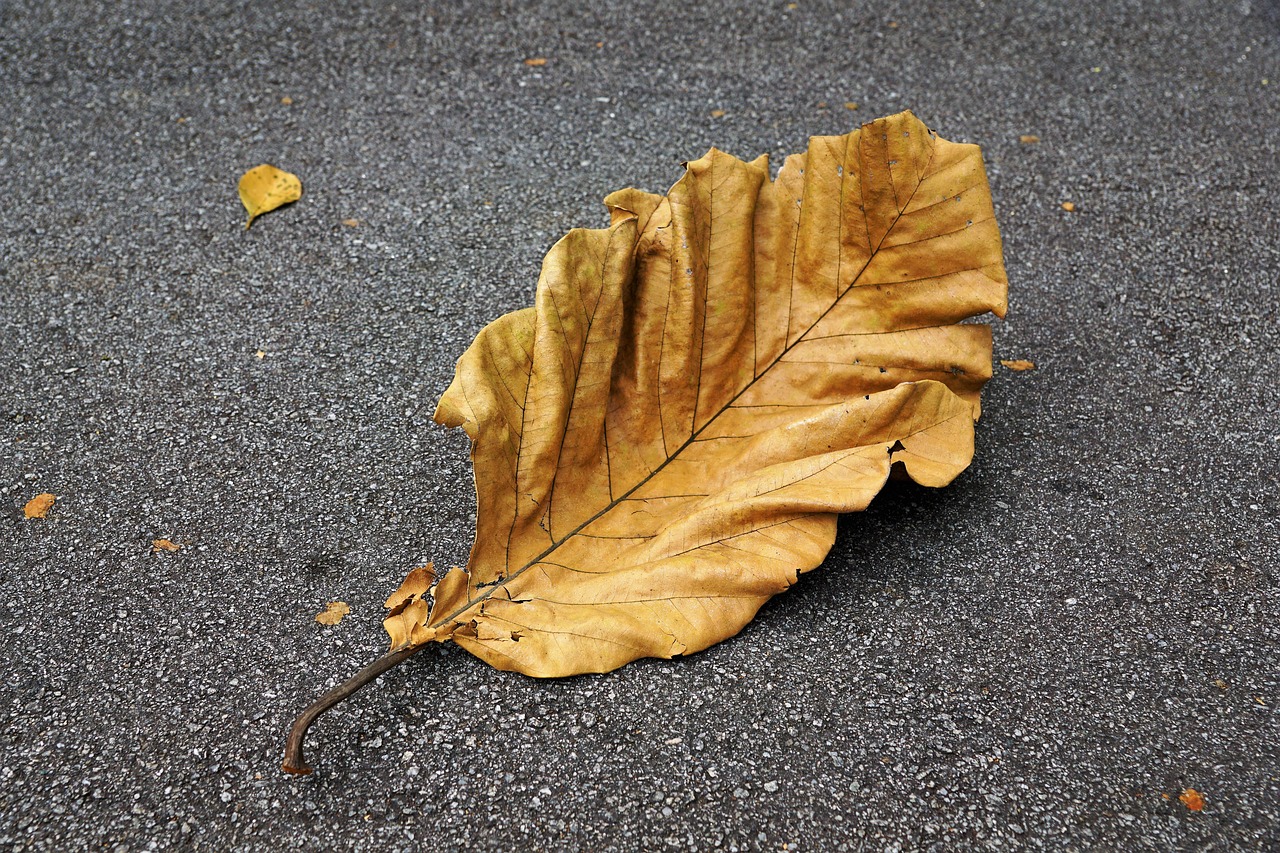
[2, 0, 1278, 850]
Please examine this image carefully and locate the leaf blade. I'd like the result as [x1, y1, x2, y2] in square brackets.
[402, 111, 1007, 676]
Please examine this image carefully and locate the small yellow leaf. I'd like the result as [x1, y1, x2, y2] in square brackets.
[238, 164, 302, 230]
[280, 96, 293, 105]
[254, 350, 266, 359]
[24, 493, 56, 519]
[1061, 201, 1076, 212]
[342, 218, 360, 227]
[844, 102, 859, 110]
[315, 601, 350, 626]
[1000, 359, 1036, 371]
[1179, 788, 1205, 811]
[152, 538, 181, 553]
[1213, 678, 1229, 690]
[1019, 134, 1040, 144]
[710, 109, 726, 118]
[524, 57, 547, 67]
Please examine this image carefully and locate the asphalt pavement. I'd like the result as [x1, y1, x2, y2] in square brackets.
[1, 1, 1277, 850]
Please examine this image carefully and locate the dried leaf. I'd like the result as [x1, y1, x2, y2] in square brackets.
[710, 109, 726, 118]
[152, 538, 181, 553]
[1019, 134, 1040, 144]
[845, 102, 860, 111]
[385, 110, 1007, 678]
[315, 601, 350, 626]
[523, 57, 547, 67]
[1061, 201, 1076, 212]
[1180, 788, 1205, 811]
[23, 493, 56, 519]
[1000, 359, 1036, 371]
[238, 164, 302, 230]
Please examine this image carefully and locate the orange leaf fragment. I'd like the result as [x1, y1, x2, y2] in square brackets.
[1061, 201, 1076, 212]
[23, 493, 56, 519]
[315, 602, 350, 626]
[342, 218, 360, 227]
[523, 57, 547, 67]
[152, 538, 181, 553]
[1019, 134, 1040, 144]
[710, 109, 726, 118]
[1179, 788, 1205, 811]
[1000, 359, 1036, 371]
[845, 102, 859, 110]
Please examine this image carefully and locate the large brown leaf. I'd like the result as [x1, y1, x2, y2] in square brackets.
[389, 111, 1007, 677]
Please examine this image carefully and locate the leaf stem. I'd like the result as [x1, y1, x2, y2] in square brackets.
[281, 644, 425, 775]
